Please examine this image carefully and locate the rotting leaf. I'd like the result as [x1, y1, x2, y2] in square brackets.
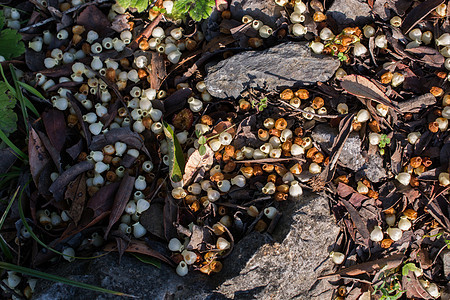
[42, 109, 66, 152]
[140, 203, 165, 240]
[28, 126, 51, 188]
[401, 0, 445, 34]
[186, 225, 215, 252]
[340, 199, 370, 246]
[65, 173, 87, 226]
[104, 173, 135, 239]
[163, 121, 185, 183]
[67, 93, 91, 147]
[183, 145, 214, 187]
[49, 161, 94, 202]
[340, 75, 398, 110]
[149, 52, 167, 90]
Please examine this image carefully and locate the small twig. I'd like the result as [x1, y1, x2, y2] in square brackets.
[273, 99, 340, 119]
[129, 14, 163, 50]
[317, 273, 373, 284]
[242, 196, 272, 206]
[235, 157, 305, 164]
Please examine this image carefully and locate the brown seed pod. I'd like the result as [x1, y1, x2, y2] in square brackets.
[258, 129, 269, 141]
[81, 43, 91, 54]
[267, 174, 277, 183]
[239, 99, 251, 111]
[334, 175, 349, 184]
[367, 189, 379, 199]
[223, 161, 236, 173]
[221, 10, 231, 19]
[72, 34, 82, 45]
[274, 165, 288, 176]
[105, 170, 117, 182]
[295, 89, 309, 100]
[185, 38, 197, 51]
[428, 121, 439, 133]
[311, 97, 324, 109]
[139, 39, 150, 51]
[380, 72, 393, 84]
[103, 155, 113, 164]
[200, 115, 214, 125]
[294, 137, 303, 146]
[368, 120, 381, 133]
[190, 201, 200, 212]
[422, 157, 432, 167]
[381, 238, 394, 248]
[67, 114, 78, 127]
[248, 37, 263, 48]
[253, 165, 263, 176]
[274, 192, 288, 201]
[138, 68, 148, 79]
[313, 11, 327, 22]
[410, 157, 422, 168]
[281, 140, 292, 152]
[269, 128, 281, 137]
[254, 220, 267, 232]
[277, 184, 289, 193]
[403, 208, 417, 220]
[312, 152, 324, 164]
[280, 89, 294, 100]
[262, 164, 274, 173]
[306, 147, 318, 159]
[430, 86, 444, 97]
[275, 118, 287, 130]
[120, 58, 130, 68]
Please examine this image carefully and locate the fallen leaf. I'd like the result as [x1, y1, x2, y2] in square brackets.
[104, 173, 135, 239]
[149, 51, 166, 90]
[336, 253, 404, 276]
[340, 75, 398, 110]
[65, 173, 86, 226]
[401, 0, 445, 34]
[28, 127, 51, 188]
[183, 145, 214, 186]
[67, 93, 91, 147]
[140, 202, 165, 240]
[90, 127, 150, 157]
[186, 225, 215, 252]
[104, 240, 174, 267]
[341, 199, 370, 245]
[163, 88, 192, 117]
[76, 5, 113, 36]
[42, 109, 66, 152]
[49, 161, 94, 202]
[397, 93, 436, 113]
[164, 194, 178, 241]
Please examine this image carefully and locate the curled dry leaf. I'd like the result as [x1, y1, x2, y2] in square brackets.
[49, 160, 94, 202]
[335, 253, 404, 276]
[340, 199, 370, 246]
[402, 270, 434, 299]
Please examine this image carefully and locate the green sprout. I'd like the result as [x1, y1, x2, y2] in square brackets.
[378, 134, 390, 155]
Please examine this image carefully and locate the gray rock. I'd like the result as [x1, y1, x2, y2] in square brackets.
[205, 42, 340, 99]
[362, 154, 386, 183]
[230, 0, 283, 27]
[327, 0, 373, 26]
[312, 125, 365, 172]
[34, 194, 339, 300]
[312, 125, 386, 181]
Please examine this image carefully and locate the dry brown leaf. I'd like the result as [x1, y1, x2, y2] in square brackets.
[28, 126, 51, 188]
[65, 173, 87, 226]
[183, 145, 214, 186]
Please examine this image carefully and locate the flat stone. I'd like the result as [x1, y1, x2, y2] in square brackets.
[34, 194, 339, 300]
[230, 0, 283, 27]
[327, 0, 373, 26]
[361, 154, 386, 183]
[205, 42, 340, 99]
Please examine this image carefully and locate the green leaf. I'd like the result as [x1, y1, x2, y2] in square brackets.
[198, 135, 207, 145]
[130, 253, 161, 268]
[17, 81, 46, 100]
[0, 28, 25, 60]
[163, 122, 185, 183]
[0, 262, 136, 298]
[174, 0, 194, 14]
[134, 0, 149, 12]
[199, 144, 206, 156]
[401, 263, 421, 277]
[0, 81, 18, 136]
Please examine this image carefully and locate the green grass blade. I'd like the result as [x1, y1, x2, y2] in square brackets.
[0, 129, 27, 160]
[130, 253, 161, 269]
[9, 64, 28, 133]
[0, 186, 18, 261]
[17, 81, 42, 117]
[0, 186, 19, 229]
[0, 236, 13, 261]
[0, 262, 136, 298]
[0, 63, 16, 97]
